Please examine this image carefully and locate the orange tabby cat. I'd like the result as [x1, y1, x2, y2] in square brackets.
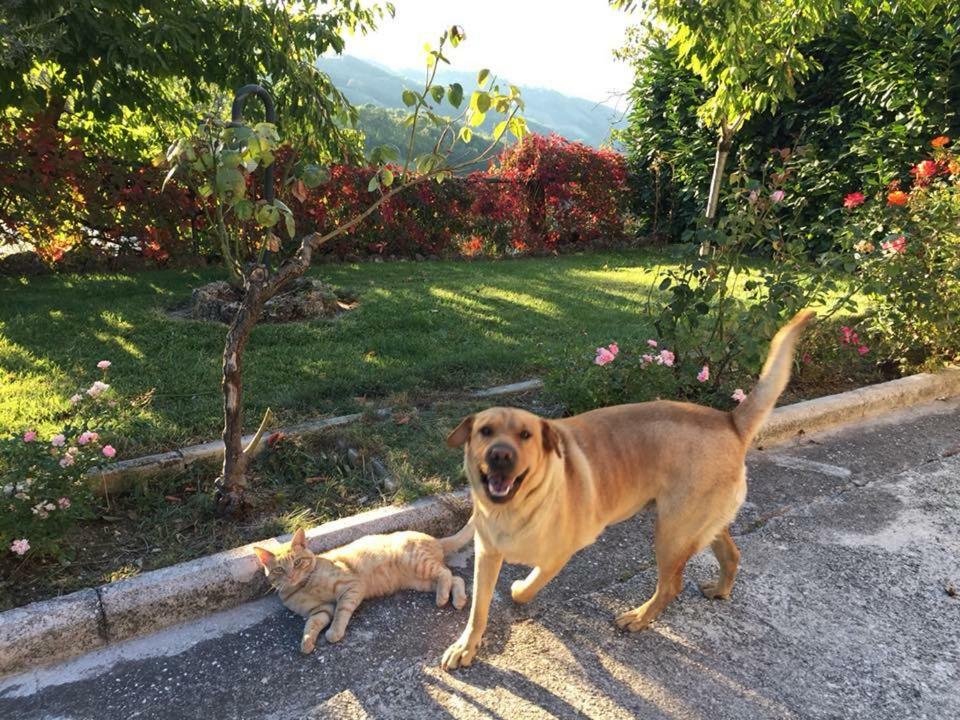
[253, 521, 473, 653]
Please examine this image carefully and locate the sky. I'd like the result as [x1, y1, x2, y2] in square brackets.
[340, 0, 635, 105]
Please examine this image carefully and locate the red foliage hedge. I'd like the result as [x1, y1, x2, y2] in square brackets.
[0, 118, 628, 268]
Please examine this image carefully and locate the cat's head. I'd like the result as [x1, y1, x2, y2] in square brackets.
[253, 527, 321, 592]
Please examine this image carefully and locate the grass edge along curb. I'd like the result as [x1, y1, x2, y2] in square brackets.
[89, 378, 547, 495]
[3, 369, 958, 678]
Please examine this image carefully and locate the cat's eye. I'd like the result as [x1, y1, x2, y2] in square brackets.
[519, 429, 531, 440]
[295, 558, 308, 568]
[272, 567, 285, 575]
[479, 426, 493, 437]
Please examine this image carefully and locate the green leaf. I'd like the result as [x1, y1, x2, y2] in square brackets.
[458, 126, 473, 143]
[447, 83, 464, 108]
[380, 167, 394, 187]
[234, 199, 254, 221]
[402, 89, 418, 107]
[493, 120, 508, 141]
[301, 164, 330, 188]
[430, 85, 445, 103]
[161, 164, 178, 191]
[197, 183, 213, 198]
[368, 174, 380, 192]
[469, 111, 486, 127]
[478, 69, 490, 87]
[472, 91, 491, 113]
[284, 212, 295, 239]
[215, 166, 245, 198]
[255, 202, 280, 228]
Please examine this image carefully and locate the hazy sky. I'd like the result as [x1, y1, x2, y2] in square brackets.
[340, 0, 635, 104]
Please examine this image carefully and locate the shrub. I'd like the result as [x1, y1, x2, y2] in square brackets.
[839, 137, 960, 368]
[0, 115, 197, 265]
[1, 362, 121, 560]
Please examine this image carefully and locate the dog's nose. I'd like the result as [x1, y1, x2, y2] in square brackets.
[487, 444, 515, 467]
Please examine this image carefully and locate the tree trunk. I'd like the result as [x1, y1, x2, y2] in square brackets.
[701, 125, 734, 256]
[214, 265, 271, 514]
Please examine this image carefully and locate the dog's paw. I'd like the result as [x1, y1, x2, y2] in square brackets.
[615, 608, 652, 633]
[510, 579, 535, 604]
[440, 634, 479, 671]
[699, 581, 731, 600]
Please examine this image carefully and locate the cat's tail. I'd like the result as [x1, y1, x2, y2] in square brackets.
[438, 517, 474, 555]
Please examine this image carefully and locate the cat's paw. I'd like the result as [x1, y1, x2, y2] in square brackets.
[300, 635, 317, 654]
[440, 633, 479, 671]
[325, 626, 345, 644]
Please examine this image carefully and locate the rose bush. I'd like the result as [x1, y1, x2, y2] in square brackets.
[1, 362, 121, 560]
[838, 137, 960, 369]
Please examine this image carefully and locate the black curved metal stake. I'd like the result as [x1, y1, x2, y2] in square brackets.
[229, 84, 276, 264]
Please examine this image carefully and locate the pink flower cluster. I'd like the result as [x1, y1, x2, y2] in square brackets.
[594, 343, 619, 366]
[10, 538, 30, 556]
[840, 326, 870, 355]
[881, 235, 907, 255]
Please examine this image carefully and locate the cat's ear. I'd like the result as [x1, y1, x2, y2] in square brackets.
[252, 546, 275, 567]
[291, 527, 307, 550]
[447, 414, 474, 447]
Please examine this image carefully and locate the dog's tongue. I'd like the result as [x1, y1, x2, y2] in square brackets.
[487, 471, 514, 497]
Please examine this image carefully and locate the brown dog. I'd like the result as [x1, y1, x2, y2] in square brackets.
[440, 310, 815, 670]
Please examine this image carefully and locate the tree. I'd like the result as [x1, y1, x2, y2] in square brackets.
[1, 0, 392, 161]
[166, 27, 528, 514]
[613, 0, 843, 230]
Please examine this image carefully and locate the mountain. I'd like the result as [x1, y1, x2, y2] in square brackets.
[317, 55, 620, 148]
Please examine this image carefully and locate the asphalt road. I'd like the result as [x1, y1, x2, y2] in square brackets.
[2, 399, 959, 719]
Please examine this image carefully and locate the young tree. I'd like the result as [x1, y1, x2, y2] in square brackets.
[614, 0, 844, 228]
[166, 27, 528, 514]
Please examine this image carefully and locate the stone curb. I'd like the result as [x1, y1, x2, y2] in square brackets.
[90, 380, 545, 495]
[0, 489, 471, 678]
[5, 369, 957, 678]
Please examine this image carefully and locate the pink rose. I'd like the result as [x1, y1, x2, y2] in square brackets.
[59, 454, 75, 468]
[57, 497, 71, 510]
[697, 365, 710, 383]
[608, 343, 619, 356]
[51, 434, 66, 447]
[731, 388, 747, 403]
[656, 349, 675, 367]
[22, 431, 36, 443]
[77, 431, 99, 446]
[770, 190, 785, 203]
[857, 345, 869, 355]
[641, 354, 654, 364]
[102, 445, 117, 458]
[646, 339, 658, 348]
[86, 380, 110, 398]
[70, 394, 83, 404]
[594, 347, 616, 366]
[97, 360, 111, 370]
[10, 539, 30, 556]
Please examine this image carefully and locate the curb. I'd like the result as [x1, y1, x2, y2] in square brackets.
[5, 369, 957, 678]
[0, 489, 471, 678]
[90, 379, 546, 495]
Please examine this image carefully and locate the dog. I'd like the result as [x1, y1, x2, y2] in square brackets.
[440, 310, 815, 670]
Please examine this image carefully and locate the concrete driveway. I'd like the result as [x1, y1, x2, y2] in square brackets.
[2, 399, 958, 719]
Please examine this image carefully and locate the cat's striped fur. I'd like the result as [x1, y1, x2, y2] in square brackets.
[253, 520, 473, 653]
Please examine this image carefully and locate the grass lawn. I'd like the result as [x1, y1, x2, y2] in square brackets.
[1, 250, 683, 455]
[1, 249, 886, 610]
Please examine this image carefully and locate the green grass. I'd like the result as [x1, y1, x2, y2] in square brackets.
[1, 250, 684, 454]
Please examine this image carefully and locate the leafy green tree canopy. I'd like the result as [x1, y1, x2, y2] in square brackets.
[1, 0, 393, 160]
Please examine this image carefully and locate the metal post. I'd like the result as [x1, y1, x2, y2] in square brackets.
[229, 84, 276, 263]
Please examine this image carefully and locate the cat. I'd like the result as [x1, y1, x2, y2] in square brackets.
[253, 519, 473, 653]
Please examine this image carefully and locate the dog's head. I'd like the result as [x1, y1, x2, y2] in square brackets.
[447, 407, 561, 506]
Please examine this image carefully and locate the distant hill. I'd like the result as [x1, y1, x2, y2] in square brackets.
[317, 55, 621, 148]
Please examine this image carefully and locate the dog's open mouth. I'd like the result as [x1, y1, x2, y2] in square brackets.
[479, 467, 529, 503]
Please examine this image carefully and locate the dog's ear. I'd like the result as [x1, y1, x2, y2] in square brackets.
[541, 420, 562, 459]
[447, 414, 474, 447]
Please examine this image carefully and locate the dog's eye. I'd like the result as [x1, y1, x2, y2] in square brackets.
[519, 429, 531, 440]
[479, 426, 493, 437]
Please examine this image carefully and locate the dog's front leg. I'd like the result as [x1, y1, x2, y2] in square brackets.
[440, 540, 503, 671]
[511, 562, 565, 604]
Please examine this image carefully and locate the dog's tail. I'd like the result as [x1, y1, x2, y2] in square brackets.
[437, 516, 474, 555]
[732, 309, 816, 443]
